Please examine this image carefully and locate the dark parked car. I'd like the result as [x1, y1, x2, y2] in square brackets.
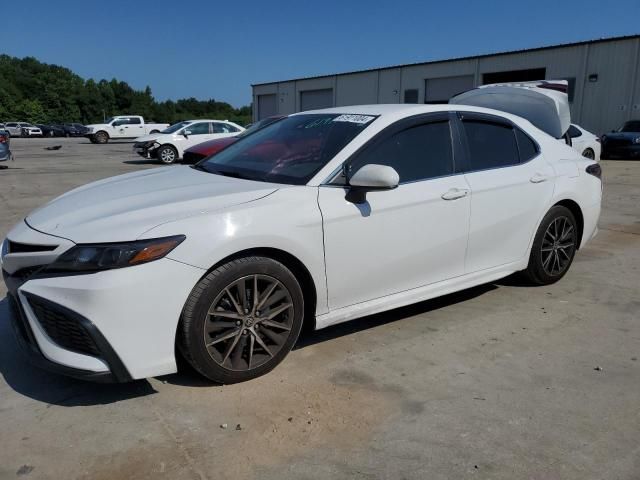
[182, 116, 285, 163]
[601, 120, 640, 159]
[37, 124, 66, 137]
[63, 123, 89, 137]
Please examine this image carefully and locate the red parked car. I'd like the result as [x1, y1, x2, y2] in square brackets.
[182, 116, 285, 163]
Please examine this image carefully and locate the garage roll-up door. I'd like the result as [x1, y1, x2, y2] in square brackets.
[425, 75, 474, 104]
[300, 89, 333, 111]
[257, 94, 277, 120]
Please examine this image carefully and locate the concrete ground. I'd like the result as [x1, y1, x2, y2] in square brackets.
[0, 137, 639, 480]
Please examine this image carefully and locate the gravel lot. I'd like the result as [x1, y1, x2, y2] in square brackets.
[1, 137, 639, 480]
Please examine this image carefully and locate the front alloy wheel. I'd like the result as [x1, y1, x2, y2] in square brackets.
[179, 256, 304, 383]
[158, 145, 178, 164]
[204, 274, 294, 371]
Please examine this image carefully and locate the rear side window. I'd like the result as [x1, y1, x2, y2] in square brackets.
[515, 128, 539, 162]
[128, 117, 141, 125]
[213, 123, 237, 134]
[350, 120, 454, 183]
[462, 120, 519, 170]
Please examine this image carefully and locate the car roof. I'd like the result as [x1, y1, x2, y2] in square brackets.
[293, 103, 541, 130]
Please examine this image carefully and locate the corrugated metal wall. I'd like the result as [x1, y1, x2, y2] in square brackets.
[252, 37, 640, 134]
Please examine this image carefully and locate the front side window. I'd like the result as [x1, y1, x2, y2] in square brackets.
[348, 120, 454, 183]
[462, 120, 519, 170]
[162, 121, 191, 134]
[186, 122, 210, 135]
[198, 114, 375, 185]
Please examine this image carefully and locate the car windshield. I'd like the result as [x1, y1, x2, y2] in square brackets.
[237, 117, 283, 138]
[103, 117, 115, 124]
[197, 113, 376, 185]
[620, 121, 640, 133]
[161, 121, 192, 134]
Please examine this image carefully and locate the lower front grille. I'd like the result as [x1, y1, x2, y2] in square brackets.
[26, 295, 101, 357]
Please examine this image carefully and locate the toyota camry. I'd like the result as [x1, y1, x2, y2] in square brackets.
[1, 83, 602, 384]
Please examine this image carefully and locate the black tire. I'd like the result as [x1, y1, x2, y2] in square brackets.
[522, 205, 578, 285]
[94, 131, 109, 144]
[582, 148, 595, 160]
[178, 256, 305, 384]
[157, 145, 178, 164]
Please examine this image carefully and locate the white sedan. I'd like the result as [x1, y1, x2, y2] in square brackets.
[568, 124, 601, 161]
[2, 102, 602, 384]
[133, 119, 244, 164]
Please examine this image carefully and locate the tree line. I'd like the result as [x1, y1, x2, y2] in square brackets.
[0, 55, 252, 126]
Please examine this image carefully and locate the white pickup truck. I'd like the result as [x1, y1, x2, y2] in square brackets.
[85, 115, 169, 144]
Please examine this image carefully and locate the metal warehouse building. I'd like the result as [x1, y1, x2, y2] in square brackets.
[252, 35, 640, 135]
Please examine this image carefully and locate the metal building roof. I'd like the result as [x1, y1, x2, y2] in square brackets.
[251, 34, 640, 87]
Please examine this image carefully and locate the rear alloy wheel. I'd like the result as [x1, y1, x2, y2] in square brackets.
[157, 145, 178, 164]
[523, 205, 578, 285]
[179, 256, 304, 383]
[582, 148, 595, 160]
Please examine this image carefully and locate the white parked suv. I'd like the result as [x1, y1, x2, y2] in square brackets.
[1, 82, 602, 384]
[85, 115, 169, 144]
[133, 119, 245, 164]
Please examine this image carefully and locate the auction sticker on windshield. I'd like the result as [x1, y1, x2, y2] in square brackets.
[333, 114, 376, 124]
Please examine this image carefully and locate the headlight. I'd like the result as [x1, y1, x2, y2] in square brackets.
[44, 235, 185, 273]
[634, 137, 640, 144]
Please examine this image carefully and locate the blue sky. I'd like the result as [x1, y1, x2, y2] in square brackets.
[2, 0, 638, 107]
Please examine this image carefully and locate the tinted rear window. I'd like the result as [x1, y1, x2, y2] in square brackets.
[515, 128, 539, 162]
[463, 120, 519, 170]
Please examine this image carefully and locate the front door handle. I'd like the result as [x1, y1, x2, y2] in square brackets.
[441, 188, 470, 200]
[530, 173, 549, 183]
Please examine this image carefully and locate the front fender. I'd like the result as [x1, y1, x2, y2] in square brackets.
[141, 186, 328, 315]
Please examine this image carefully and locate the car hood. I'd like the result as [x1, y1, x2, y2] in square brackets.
[134, 133, 168, 143]
[26, 166, 279, 243]
[604, 132, 640, 140]
[186, 137, 238, 155]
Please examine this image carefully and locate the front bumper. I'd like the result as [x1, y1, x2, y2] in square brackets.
[2, 224, 205, 381]
[133, 142, 159, 159]
[602, 143, 640, 159]
[6, 290, 131, 382]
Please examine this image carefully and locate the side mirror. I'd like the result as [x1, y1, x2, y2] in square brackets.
[183, 130, 191, 138]
[345, 164, 399, 204]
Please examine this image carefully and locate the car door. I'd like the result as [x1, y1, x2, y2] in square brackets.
[456, 112, 555, 273]
[126, 117, 145, 137]
[318, 113, 471, 310]
[176, 122, 213, 155]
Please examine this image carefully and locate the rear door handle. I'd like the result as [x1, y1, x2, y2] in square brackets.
[441, 188, 470, 200]
[530, 173, 549, 183]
